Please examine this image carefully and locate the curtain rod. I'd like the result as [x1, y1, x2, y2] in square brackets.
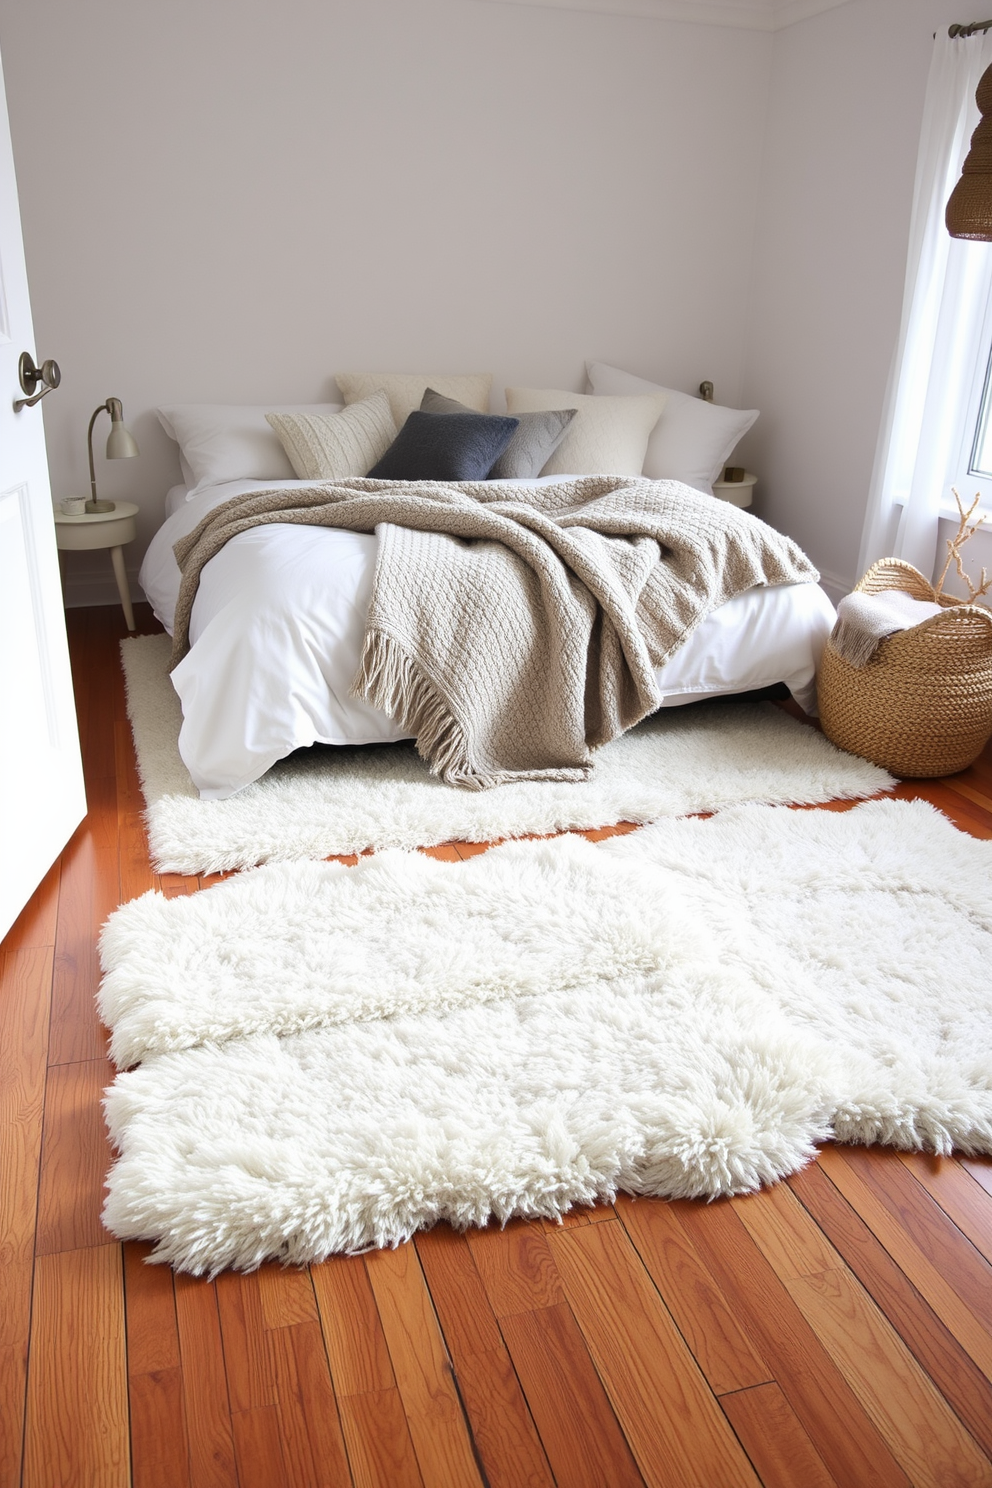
[949, 19, 992, 35]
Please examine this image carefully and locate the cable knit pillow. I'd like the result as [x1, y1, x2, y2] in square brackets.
[266, 393, 397, 479]
[586, 362, 758, 494]
[504, 387, 666, 476]
[369, 411, 518, 481]
[420, 388, 576, 480]
[336, 372, 492, 428]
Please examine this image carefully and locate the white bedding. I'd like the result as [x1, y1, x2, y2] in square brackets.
[140, 479, 836, 799]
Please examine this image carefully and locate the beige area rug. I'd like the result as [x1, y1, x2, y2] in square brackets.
[99, 799, 992, 1272]
[121, 633, 893, 875]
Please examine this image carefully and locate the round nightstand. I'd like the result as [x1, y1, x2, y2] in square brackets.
[712, 472, 757, 508]
[54, 501, 139, 630]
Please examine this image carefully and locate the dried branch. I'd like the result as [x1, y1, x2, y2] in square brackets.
[934, 489, 991, 603]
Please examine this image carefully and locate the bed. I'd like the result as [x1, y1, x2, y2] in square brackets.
[141, 473, 836, 800]
[139, 373, 836, 798]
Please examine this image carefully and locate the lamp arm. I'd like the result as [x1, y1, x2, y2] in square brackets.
[87, 401, 111, 503]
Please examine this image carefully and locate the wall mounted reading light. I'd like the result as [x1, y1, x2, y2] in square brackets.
[86, 398, 139, 513]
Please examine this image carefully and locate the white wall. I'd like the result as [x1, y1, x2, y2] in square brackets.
[739, 0, 978, 600]
[0, 0, 772, 604]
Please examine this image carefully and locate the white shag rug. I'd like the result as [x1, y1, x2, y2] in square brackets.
[121, 633, 892, 874]
[99, 798, 992, 1274]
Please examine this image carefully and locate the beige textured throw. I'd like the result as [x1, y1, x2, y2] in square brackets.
[831, 589, 945, 668]
[171, 476, 818, 788]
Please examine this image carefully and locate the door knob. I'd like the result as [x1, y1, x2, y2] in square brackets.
[14, 351, 61, 411]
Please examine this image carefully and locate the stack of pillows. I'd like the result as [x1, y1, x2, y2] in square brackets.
[158, 365, 758, 501]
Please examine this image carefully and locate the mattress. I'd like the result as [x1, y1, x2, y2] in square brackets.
[140, 479, 836, 799]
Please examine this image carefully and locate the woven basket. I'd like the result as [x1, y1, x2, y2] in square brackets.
[817, 557, 992, 777]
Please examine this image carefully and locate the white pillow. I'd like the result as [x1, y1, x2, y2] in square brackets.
[586, 362, 758, 495]
[266, 393, 398, 480]
[157, 403, 344, 498]
[504, 387, 666, 477]
[336, 372, 492, 428]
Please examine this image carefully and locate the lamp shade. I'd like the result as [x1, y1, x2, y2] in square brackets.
[946, 61, 992, 240]
[106, 421, 139, 459]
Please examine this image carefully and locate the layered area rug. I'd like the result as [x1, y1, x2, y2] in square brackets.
[121, 634, 892, 874]
[99, 798, 992, 1274]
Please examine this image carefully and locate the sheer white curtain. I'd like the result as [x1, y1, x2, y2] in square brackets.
[858, 28, 992, 582]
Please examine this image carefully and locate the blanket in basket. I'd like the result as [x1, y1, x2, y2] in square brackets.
[171, 475, 818, 788]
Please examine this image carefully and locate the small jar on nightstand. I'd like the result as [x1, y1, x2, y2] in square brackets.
[53, 501, 139, 630]
[712, 471, 757, 508]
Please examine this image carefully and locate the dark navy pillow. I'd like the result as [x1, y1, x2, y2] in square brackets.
[368, 410, 518, 481]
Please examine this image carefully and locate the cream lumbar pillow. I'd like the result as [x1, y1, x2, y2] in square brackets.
[336, 372, 492, 428]
[504, 387, 666, 476]
[266, 392, 397, 480]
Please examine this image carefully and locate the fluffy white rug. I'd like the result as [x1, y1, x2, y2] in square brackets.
[121, 633, 892, 874]
[99, 799, 992, 1274]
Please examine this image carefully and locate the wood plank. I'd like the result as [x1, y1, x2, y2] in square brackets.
[173, 1273, 239, 1488]
[897, 1152, 992, 1268]
[720, 1383, 837, 1488]
[547, 1219, 760, 1488]
[0, 1341, 28, 1488]
[414, 1228, 553, 1487]
[230, 1404, 287, 1488]
[821, 1146, 992, 1351]
[0, 947, 52, 1335]
[124, 1241, 180, 1375]
[786, 1266, 991, 1487]
[22, 1245, 129, 1488]
[817, 1147, 992, 1380]
[414, 1225, 504, 1359]
[498, 1302, 644, 1488]
[129, 1366, 192, 1488]
[418, 843, 463, 862]
[35, 1056, 115, 1254]
[119, 809, 157, 904]
[616, 1195, 770, 1395]
[452, 1346, 556, 1488]
[49, 818, 117, 1064]
[311, 1255, 395, 1398]
[215, 1269, 278, 1413]
[962, 1157, 992, 1199]
[266, 1321, 352, 1488]
[256, 1261, 318, 1329]
[465, 1218, 565, 1316]
[0, 859, 61, 953]
[789, 1161, 992, 1462]
[337, 1388, 424, 1488]
[674, 1196, 912, 1488]
[731, 1181, 842, 1279]
[364, 1241, 484, 1487]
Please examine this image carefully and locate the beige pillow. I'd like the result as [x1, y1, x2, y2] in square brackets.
[336, 372, 492, 428]
[266, 392, 397, 480]
[505, 387, 667, 476]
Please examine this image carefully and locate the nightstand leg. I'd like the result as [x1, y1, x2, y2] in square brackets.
[110, 544, 135, 631]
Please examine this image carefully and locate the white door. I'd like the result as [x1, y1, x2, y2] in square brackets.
[0, 44, 85, 941]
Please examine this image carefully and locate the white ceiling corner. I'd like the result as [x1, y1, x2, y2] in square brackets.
[471, 0, 855, 31]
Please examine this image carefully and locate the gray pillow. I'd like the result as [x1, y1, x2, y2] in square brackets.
[421, 388, 576, 479]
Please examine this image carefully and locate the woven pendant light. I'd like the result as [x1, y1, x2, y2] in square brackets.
[946, 61, 992, 239]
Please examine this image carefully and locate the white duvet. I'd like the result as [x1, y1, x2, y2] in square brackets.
[140, 479, 836, 800]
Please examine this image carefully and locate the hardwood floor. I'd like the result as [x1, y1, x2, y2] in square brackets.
[2, 601, 992, 1488]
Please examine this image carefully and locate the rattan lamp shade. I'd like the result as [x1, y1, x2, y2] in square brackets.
[946, 61, 992, 240]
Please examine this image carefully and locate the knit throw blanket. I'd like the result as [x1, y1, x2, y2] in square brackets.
[831, 589, 945, 668]
[171, 475, 818, 788]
